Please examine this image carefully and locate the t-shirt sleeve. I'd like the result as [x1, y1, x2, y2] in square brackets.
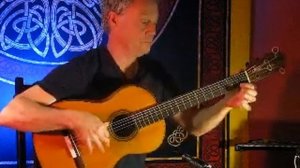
[36, 49, 99, 100]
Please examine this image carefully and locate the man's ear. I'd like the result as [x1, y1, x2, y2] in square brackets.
[107, 11, 119, 30]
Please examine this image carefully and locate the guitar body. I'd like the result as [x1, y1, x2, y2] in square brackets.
[33, 86, 166, 168]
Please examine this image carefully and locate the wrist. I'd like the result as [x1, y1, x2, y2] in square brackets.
[61, 109, 78, 130]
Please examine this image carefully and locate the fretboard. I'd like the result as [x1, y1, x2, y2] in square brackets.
[132, 71, 249, 129]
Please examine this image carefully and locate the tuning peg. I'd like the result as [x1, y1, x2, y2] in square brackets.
[272, 46, 280, 54]
[279, 67, 286, 75]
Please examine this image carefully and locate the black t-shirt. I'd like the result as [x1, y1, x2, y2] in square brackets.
[37, 46, 178, 168]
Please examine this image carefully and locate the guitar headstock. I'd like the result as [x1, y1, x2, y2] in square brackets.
[247, 47, 285, 83]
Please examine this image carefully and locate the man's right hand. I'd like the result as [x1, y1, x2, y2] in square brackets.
[69, 111, 110, 153]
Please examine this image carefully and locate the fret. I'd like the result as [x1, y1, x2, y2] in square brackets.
[208, 86, 215, 98]
[230, 77, 236, 85]
[150, 111, 157, 122]
[241, 73, 246, 81]
[169, 100, 177, 115]
[237, 74, 241, 83]
[174, 99, 182, 112]
[133, 116, 142, 129]
[154, 110, 160, 122]
[224, 78, 230, 87]
[180, 97, 188, 110]
[193, 91, 201, 105]
[142, 111, 151, 125]
[239, 73, 244, 82]
[149, 110, 156, 123]
[216, 82, 224, 95]
[163, 102, 170, 117]
[233, 75, 239, 84]
[187, 94, 193, 107]
[203, 87, 212, 100]
[230, 76, 236, 84]
[229, 77, 236, 86]
[169, 100, 178, 116]
[157, 105, 165, 119]
[137, 115, 145, 128]
[199, 88, 207, 101]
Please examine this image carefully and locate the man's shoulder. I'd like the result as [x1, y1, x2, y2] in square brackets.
[69, 46, 107, 64]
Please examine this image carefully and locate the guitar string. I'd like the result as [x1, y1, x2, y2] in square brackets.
[109, 57, 281, 132]
[111, 69, 262, 132]
[110, 71, 250, 132]
[114, 64, 279, 132]
[109, 58, 282, 131]
[110, 57, 275, 129]
[109, 72, 249, 132]
[133, 80, 228, 124]
[110, 77, 240, 132]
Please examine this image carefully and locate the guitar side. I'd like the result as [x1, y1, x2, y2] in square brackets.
[33, 86, 166, 168]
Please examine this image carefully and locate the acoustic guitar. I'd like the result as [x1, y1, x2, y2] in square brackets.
[33, 49, 284, 168]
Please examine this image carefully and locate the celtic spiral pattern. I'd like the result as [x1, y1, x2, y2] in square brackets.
[167, 126, 188, 147]
[0, 0, 104, 64]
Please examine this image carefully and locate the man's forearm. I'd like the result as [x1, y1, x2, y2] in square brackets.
[0, 95, 73, 132]
[191, 99, 232, 136]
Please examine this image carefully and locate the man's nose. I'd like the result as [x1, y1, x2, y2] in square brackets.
[146, 23, 157, 36]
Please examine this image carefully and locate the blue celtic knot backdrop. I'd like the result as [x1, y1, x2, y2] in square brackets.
[0, 0, 104, 85]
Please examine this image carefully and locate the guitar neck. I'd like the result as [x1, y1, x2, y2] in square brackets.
[132, 71, 249, 128]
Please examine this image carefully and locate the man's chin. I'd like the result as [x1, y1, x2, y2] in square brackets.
[139, 47, 151, 56]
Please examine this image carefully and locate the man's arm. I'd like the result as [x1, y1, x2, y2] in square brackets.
[0, 85, 110, 152]
[175, 83, 257, 136]
[0, 85, 74, 131]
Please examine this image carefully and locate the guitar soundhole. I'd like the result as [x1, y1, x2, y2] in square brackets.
[110, 113, 138, 141]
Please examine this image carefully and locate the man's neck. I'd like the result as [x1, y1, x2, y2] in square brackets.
[107, 40, 137, 73]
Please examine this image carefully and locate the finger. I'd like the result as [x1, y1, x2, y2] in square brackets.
[241, 100, 252, 111]
[240, 83, 256, 90]
[86, 137, 94, 154]
[98, 125, 110, 147]
[246, 89, 258, 97]
[103, 122, 110, 138]
[244, 94, 256, 103]
[98, 134, 110, 147]
[91, 134, 105, 153]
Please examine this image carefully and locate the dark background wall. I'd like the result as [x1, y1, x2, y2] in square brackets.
[151, 0, 198, 94]
[250, 0, 300, 167]
[146, 0, 199, 166]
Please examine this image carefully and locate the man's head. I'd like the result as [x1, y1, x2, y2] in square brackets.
[101, 0, 159, 57]
[101, 0, 133, 33]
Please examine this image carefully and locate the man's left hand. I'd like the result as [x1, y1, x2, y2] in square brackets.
[225, 83, 258, 111]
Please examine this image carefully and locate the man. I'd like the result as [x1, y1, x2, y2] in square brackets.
[0, 0, 257, 167]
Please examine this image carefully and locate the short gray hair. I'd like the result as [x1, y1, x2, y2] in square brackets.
[101, 0, 133, 33]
